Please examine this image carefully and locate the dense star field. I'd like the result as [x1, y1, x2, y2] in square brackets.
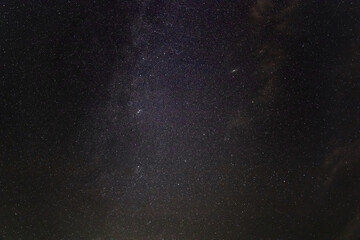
[1, 1, 360, 239]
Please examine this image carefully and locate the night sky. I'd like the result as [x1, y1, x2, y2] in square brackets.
[1, 1, 360, 239]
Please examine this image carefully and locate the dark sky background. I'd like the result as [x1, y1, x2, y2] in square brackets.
[1, 0, 360, 239]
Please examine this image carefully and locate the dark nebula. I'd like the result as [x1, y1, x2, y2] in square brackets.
[1, 1, 360, 239]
